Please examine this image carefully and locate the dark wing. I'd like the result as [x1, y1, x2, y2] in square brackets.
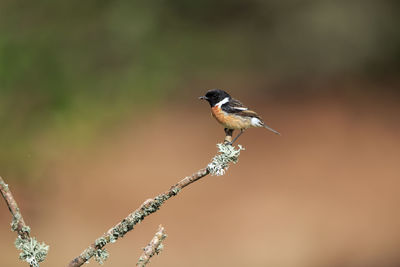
[230, 98, 248, 110]
[222, 98, 261, 118]
[236, 109, 261, 118]
[222, 98, 248, 112]
[226, 98, 280, 134]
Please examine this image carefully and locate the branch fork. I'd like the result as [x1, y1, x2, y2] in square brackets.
[1, 143, 244, 267]
[68, 143, 244, 266]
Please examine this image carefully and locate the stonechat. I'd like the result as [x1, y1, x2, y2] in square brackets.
[199, 89, 280, 144]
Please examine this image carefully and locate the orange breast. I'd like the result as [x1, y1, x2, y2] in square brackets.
[211, 106, 252, 129]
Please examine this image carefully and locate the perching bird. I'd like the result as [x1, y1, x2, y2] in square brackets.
[199, 89, 280, 144]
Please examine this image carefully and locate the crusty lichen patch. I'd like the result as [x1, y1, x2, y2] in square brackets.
[207, 143, 244, 176]
[15, 235, 49, 267]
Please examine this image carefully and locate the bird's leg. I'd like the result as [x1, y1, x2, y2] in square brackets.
[229, 129, 245, 145]
[224, 128, 234, 144]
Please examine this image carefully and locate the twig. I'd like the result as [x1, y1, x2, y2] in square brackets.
[0, 176, 29, 238]
[0, 176, 49, 267]
[68, 143, 244, 266]
[136, 225, 167, 267]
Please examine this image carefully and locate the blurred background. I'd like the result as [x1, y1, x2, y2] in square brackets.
[1, 0, 400, 266]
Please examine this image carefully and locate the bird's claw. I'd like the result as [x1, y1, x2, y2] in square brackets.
[224, 141, 233, 146]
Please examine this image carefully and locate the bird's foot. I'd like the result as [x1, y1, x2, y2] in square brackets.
[224, 140, 233, 146]
[224, 135, 233, 146]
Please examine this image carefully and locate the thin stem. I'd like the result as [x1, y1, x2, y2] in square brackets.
[0, 177, 49, 267]
[0, 176, 30, 239]
[136, 225, 167, 267]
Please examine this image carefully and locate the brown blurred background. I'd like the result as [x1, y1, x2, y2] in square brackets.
[1, 1, 400, 266]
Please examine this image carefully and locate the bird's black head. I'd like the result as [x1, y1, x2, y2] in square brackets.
[199, 89, 231, 107]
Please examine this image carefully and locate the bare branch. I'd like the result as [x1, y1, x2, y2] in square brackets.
[0, 176, 49, 266]
[68, 143, 244, 266]
[137, 225, 167, 267]
[0, 176, 29, 238]
[68, 168, 208, 267]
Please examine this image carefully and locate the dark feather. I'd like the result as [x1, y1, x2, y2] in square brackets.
[222, 98, 262, 119]
[236, 109, 261, 118]
[222, 98, 247, 112]
[230, 98, 247, 109]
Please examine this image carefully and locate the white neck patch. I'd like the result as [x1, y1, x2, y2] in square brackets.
[215, 97, 229, 107]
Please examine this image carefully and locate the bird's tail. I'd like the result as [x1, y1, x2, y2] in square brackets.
[264, 124, 281, 135]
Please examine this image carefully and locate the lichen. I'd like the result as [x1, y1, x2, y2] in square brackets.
[207, 143, 245, 176]
[145, 195, 169, 213]
[109, 235, 117, 243]
[155, 243, 164, 254]
[170, 187, 181, 196]
[95, 237, 107, 248]
[137, 227, 167, 266]
[111, 218, 132, 239]
[137, 256, 146, 265]
[103, 194, 172, 258]
[81, 248, 93, 261]
[0, 180, 9, 191]
[21, 225, 31, 234]
[94, 248, 109, 265]
[11, 211, 22, 231]
[14, 236, 49, 267]
[154, 227, 167, 255]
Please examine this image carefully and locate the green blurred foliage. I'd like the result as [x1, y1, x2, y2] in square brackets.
[0, 0, 399, 179]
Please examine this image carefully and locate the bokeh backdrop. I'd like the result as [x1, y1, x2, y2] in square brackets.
[1, 1, 400, 266]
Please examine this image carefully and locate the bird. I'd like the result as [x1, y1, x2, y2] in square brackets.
[199, 89, 280, 144]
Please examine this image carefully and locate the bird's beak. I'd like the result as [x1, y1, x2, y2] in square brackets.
[199, 96, 208, 100]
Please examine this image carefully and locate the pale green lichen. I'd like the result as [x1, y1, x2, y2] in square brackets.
[207, 143, 244, 176]
[15, 236, 49, 267]
[137, 227, 167, 266]
[22, 225, 31, 234]
[11, 211, 22, 231]
[96, 194, 172, 264]
[109, 235, 117, 243]
[0, 180, 9, 191]
[155, 231, 167, 255]
[81, 247, 93, 261]
[170, 187, 181, 196]
[90, 237, 109, 264]
[144, 195, 169, 215]
[109, 196, 169, 242]
[94, 248, 109, 265]
[156, 243, 164, 254]
[95, 237, 107, 248]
